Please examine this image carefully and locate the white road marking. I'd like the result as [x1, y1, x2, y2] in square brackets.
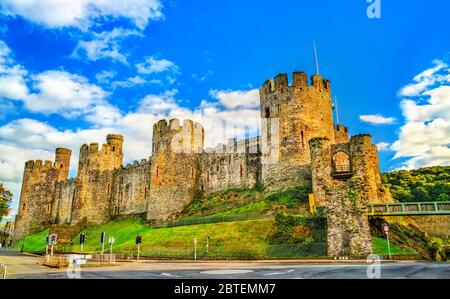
[160, 272, 180, 277]
[264, 269, 295, 276]
[200, 269, 254, 275]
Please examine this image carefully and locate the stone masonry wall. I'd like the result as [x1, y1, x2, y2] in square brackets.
[148, 119, 204, 221]
[325, 177, 373, 257]
[52, 179, 76, 224]
[200, 137, 261, 194]
[111, 159, 151, 216]
[409, 215, 450, 239]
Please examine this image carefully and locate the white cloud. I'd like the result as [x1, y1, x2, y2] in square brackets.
[0, 40, 114, 121]
[359, 114, 396, 125]
[0, 0, 164, 30]
[26, 70, 110, 118]
[72, 28, 142, 63]
[209, 89, 260, 109]
[376, 142, 390, 152]
[399, 60, 449, 97]
[0, 40, 28, 101]
[111, 76, 161, 89]
[392, 60, 450, 169]
[136, 56, 179, 75]
[95, 70, 116, 84]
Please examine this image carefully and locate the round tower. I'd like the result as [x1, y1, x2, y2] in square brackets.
[260, 71, 336, 190]
[148, 119, 204, 221]
[349, 134, 378, 203]
[55, 148, 72, 181]
[107, 134, 124, 169]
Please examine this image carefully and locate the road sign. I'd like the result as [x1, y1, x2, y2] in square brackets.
[383, 224, 389, 233]
[109, 236, 115, 245]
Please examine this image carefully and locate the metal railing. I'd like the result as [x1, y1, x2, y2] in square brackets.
[333, 165, 351, 173]
[152, 211, 266, 228]
[42, 254, 117, 268]
[114, 243, 328, 260]
[368, 201, 450, 216]
[0, 263, 6, 279]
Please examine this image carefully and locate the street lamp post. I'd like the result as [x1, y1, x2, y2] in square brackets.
[383, 224, 392, 260]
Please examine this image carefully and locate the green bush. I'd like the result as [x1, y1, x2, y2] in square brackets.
[265, 182, 312, 208]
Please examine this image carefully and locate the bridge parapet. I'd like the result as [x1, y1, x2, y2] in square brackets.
[368, 201, 450, 216]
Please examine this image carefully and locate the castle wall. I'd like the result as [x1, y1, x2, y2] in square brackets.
[111, 159, 151, 216]
[200, 137, 261, 194]
[260, 72, 335, 191]
[52, 179, 76, 224]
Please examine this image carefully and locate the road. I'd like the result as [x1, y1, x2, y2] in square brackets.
[1, 252, 449, 279]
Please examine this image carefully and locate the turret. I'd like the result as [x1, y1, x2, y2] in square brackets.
[55, 148, 71, 181]
[260, 71, 336, 190]
[349, 134, 378, 203]
[335, 125, 349, 144]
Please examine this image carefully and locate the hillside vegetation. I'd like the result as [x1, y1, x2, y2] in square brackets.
[382, 166, 450, 202]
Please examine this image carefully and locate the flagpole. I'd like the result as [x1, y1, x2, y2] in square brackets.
[313, 42, 320, 75]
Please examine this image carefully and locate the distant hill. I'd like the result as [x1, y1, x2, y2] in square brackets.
[382, 166, 450, 202]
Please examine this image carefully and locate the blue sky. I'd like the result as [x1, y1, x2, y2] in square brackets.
[0, 0, 449, 222]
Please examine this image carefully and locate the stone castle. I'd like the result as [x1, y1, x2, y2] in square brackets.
[14, 71, 390, 256]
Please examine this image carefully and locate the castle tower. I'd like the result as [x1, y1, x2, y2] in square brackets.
[309, 137, 333, 206]
[349, 134, 379, 204]
[54, 148, 72, 181]
[14, 148, 72, 241]
[71, 134, 124, 225]
[335, 125, 349, 144]
[260, 71, 336, 190]
[148, 119, 204, 221]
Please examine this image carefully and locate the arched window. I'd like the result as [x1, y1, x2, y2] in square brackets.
[240, 164, 243, 178]
[332, 151, 351, 173]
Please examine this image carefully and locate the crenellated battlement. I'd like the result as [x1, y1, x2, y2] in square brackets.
[260, 71, 331, 98]
[78, 135, 124, 175]
[152, 118, 204, 155]
[205, 136, 261, 155]
[124, 158, 151, 170]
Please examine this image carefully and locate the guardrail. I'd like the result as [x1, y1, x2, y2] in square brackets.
[0, 248, 19, 253]
[0, 263, 6, 279]
[368, 201, 450, 216]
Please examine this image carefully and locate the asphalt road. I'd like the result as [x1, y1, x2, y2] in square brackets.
[1, 252, 449, 279]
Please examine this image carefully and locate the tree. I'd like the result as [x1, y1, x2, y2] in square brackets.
[0, 182, 13, 221]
